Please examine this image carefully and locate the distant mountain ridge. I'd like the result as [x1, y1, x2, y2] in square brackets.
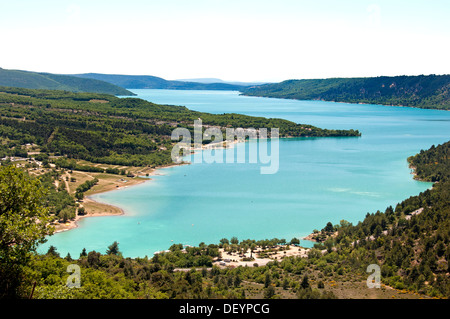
[175, 77, 269, 86]
[72, 73, 251, 91]
[4, 68, 449, 110]
[0, 68, 134, 96]
[240, 74, 450, 110]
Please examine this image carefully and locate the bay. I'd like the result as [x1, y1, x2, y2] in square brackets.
[39, 89, 450, 258]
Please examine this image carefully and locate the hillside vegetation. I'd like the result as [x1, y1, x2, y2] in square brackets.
[73, 73, 249, 91]
[311, 141, 450, 297]
[1, 140, 448, 299]
[0, 86, 360, 167]
[241, 75, 450, 110]
[0, 68, 134, 96]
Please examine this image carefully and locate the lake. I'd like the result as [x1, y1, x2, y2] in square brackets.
[39, 90, 450, 258]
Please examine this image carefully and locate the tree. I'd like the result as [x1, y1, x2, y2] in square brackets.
[374, 225, 383, 238]
[87, 251, 101, 268]
[264, 285, 275, 299]
[282, 278, 289, 290]
[80, 248, 87, 258]
[106, 241, 121, 255]
[219, 238, 229, 246]
[300, 274, 310, 289]
[230, 237, 239, 245]
[290, 237, 300, 246]
[58, 206, 75, 223]
[0, 165, 54, 298]
[339, 219, 352, 228]
[46, 245, 60, 258]
[234, 274, 242, 288]
[324, 238, 334, 253]
[264, 272, 272, 288]
[77, 207, 86, 216]
[75, 191, 84, 201]
[250, 243, 257, 258]
[324, 222, 334, 233]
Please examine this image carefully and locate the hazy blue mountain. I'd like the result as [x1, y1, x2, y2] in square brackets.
[175, 77, 269, 86]
[72, 73, 251, 91]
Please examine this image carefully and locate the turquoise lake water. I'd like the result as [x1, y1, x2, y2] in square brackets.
[39, 90, 450, 258]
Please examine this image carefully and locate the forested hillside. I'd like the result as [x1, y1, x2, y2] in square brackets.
[0, 86, 360, 167]
[408, 141, 450, 182]
[241, 75, 450, 110]
[0, 68, 134, 96]
[311, 141, 450, 297]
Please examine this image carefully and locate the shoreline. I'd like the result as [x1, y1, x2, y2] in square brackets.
[300, 160, 436, 244]
[53, 163, 183, 233]
[302, 233, 319, 242]
[53, 176, 148, 233]
[53, 140, 242, 233]
[238, 93, 450, 112]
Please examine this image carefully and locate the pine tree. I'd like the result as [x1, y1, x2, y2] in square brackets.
[106, 241, 120, 255]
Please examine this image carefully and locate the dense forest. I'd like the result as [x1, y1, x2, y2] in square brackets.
[241, 75, 450, 110]
[0, 68, 134, 96]
[408, 142, 450, 182]
[0, 86, 360, 167]
[0, 140, 448, 299]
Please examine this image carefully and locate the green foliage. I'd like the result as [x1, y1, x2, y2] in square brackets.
[58, 206, 76, 223]
[37, 170, 76, 217]
[318, 142, 450, 297]
[408, 141, 450, 182]
[106, 241, 121, 256]
[75, 177, 98, 194]
[242, 74, 450, 110]
[0, 165, 54, 298]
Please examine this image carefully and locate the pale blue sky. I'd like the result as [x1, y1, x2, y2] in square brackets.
[1, 0, 449, 82]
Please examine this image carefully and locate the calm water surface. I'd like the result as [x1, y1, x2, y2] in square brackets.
[40, 90, 450, 257]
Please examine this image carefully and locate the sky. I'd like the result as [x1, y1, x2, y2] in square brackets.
[0, 0, 449, 82]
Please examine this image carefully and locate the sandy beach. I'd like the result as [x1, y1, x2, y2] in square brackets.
[53, 173, 151, 233]
[213, 245, 310, 268]
[51, 161, 194, 233]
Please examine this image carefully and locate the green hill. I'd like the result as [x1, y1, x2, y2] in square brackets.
[72, 73, 249, 91]
[241, 75, 450, 110]
[0, 68, 134, 96]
